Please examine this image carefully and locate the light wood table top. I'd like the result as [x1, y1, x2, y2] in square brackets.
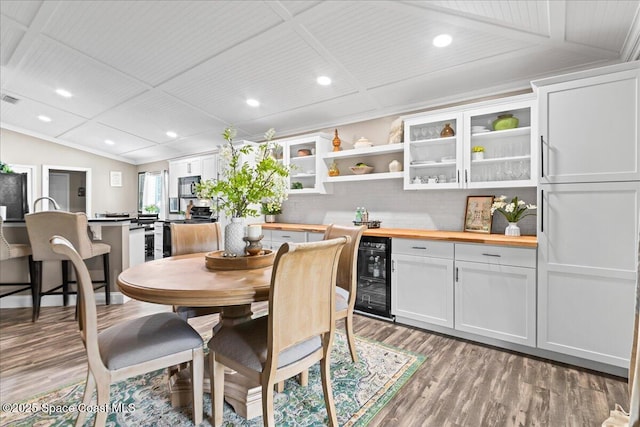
[117, 252, 272, 307]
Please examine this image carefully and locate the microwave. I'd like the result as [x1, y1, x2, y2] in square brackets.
[178, 175, 201, 199]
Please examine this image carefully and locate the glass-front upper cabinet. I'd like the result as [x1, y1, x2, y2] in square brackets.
[464, 98, 536, 188]
[403, 95, 536, 190]
[273, 133, 331, 194]
[403, 112, 463, 189]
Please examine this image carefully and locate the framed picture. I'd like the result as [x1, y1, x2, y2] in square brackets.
[464, 195, 494, 234]
[110, 171, 122, 187]
[169, 197, 179, 214]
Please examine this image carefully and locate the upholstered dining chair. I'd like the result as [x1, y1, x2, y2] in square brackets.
[171, 222, 223, 320]
[25, 211, 111, 321]
[0, 217, 36, 319]
[208, 237, 348, 427]
[49, 235, 204, 427]
[277, 224, 365, 392]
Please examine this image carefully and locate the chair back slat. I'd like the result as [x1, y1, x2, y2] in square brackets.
[323, 224, 365, 294]
[171, 222, 222, 256]
[268, 237, 347, 354]
[25, 211, 92, 261]
[49, 236, 99, 356]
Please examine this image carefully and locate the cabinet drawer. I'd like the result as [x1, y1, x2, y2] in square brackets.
[270, 230, 307, 243]
[455, 244, 535, 268]
[393, 238, 453, 259]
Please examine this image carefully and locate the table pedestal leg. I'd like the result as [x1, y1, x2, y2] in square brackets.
[168, 304, 265, 420]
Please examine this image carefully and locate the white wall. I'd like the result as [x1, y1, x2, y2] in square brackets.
[1, 128, 138, 215]
[280, 180, 537, 235]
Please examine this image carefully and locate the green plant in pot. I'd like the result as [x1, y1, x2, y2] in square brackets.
[471, 145, 485, 160]
[491, 195, 536, 236]
[195, 127, 291, 255]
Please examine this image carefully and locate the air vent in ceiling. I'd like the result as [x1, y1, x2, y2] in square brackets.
[1, 94, 20, 104]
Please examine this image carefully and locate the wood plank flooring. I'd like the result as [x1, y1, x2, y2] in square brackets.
[0, 301, 630, 426]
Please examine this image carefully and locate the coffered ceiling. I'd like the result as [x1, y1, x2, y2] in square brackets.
[1, 1, 639, 165]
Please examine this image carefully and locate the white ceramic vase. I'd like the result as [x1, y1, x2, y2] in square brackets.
[505, 222, 521, 236]
[265, 214, 276, 223]
[388, 159, 403, 172]
[224, 217, 246, 256]
[471, 152, 484, 161]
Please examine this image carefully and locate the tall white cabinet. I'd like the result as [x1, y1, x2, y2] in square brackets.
[533, 62, 640, 368]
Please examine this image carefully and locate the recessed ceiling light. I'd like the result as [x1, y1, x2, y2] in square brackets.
[433, 34, 452, 47]
[246, 98, 260, 107]
[317, 76, 332, 86]
[37, 115, 52, 122]
[104, 139, 115, 145]
[166, 131, 177, 138]
[55, 88, 72, 98]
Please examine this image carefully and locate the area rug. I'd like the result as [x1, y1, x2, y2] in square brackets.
[1, 333, 424, 426]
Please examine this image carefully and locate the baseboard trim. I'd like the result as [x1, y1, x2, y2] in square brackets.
[0, 292, 127, 308]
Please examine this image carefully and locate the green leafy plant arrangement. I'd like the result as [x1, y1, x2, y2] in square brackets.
[471, 146, 485, 153]
[0, 161, 14, 173]
[143, 204, 159, 213]
[195, 127, 291, 218]
[261, 203, 282, 215]
[491, 195, 536, 223]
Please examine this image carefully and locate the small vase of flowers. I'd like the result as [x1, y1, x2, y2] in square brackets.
[491, 195, 536, 236]
[471, 146, 485, 161]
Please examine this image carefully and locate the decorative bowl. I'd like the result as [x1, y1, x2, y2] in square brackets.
[297, 149, 311, 156]
[492, 114, 519, 130]
[354, 137, 373, 149]
[350, 165, 374, 175]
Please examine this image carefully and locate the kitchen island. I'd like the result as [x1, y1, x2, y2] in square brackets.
[0, 218, 144, 307]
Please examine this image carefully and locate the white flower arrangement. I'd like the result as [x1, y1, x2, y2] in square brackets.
[491, 195, 536, 223]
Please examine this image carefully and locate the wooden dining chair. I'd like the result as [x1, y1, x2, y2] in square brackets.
[278, 224, 365, 393]
[208, 237, 348, 427]
[170, 222, 223, 320]
[25, 211, 110, 321]
[49, 235, 204, 427]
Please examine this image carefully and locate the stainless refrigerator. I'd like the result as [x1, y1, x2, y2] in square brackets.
[0, 173, 28, 219]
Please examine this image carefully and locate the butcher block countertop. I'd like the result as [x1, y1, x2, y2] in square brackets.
[262, 223, 537, 248]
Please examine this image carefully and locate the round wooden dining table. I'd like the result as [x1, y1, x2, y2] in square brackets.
[117, 252, 274, 419]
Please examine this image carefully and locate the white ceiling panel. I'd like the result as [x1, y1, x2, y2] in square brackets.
[424, 1, 549, 35]
[279, 1, 322, 16]
[120, 144, 184, 164]
[161, 24, 358, 123]
[95, 91, 227, 144]
[2, 37, 149, 118]
[300, 2, 533, 89]
[41, 1, 283, 86]
[0, 0, 42, 26]
[369, 47, 612, 110]
[0, 95, 86, 137]
[0, 15, 25, 66]
[1, 0, 638, 165]
[59, 122, 157, 156]
[566, 1, 640, 53]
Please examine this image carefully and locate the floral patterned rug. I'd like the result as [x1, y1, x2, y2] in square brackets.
[1, 333, 424, 426]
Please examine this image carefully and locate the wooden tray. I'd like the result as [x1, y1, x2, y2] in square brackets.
[205, 250, 275, 271]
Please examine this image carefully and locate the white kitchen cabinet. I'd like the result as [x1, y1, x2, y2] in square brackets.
[201, 154, 218, 182]
[262, 230, 307, 251]
[537, 181, 639, 366]
[454, 244, 537, 347]
[153, 221, 164, 260]
[402, 94, 536, 190]
[273, 133, 331, 194]
[306, 231, 324, 242]
[533, 64, 640, 184]
[391, 239, 454, 328]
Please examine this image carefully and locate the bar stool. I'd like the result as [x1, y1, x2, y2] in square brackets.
[25, 211, 111, 321]
[0, 217, 36, 320]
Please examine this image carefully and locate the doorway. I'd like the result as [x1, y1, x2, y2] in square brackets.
[42, 165, 92, 215]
